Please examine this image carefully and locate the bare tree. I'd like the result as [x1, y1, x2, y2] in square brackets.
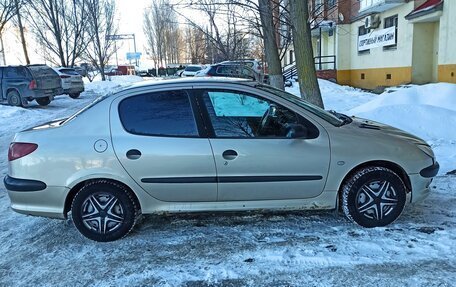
[84, 0, 117, 81]
[25, 0, 89, 67]
[289, 0, 323, 107]
[14, 0, 30, 64]
[175, 0, 252, 63]
[144, 0, 182, 68]
[258, 0, 283, 89]
[185, 25, 206, 63]
[0, 0, 17, 64]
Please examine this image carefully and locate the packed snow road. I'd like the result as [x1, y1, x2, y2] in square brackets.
[0, 77, 455, 286]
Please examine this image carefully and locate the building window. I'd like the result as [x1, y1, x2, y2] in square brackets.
[289, 50, 294, 64]
[358, 25, 370, 55]
[383, 15, 398, 50]
[327, 0, 337, 8]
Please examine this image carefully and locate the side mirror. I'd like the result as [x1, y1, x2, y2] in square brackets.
[286, 124, 308, 138]
[268, 104, 278, 118]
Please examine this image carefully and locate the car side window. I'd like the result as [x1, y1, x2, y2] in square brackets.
[201, 90, 319, 138]
[5, 67, 28, 78]
[119, 90, 199, 137]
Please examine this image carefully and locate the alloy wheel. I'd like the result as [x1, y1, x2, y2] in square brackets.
[356, 180, 399, 221]
[81, 193, 124, 234]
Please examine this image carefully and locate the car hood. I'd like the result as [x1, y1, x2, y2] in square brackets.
[349, 116, 428, 146]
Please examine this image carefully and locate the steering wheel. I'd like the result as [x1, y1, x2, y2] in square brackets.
[258, 104, 278, 136]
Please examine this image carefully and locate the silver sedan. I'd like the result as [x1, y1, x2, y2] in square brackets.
[4, 78, 439, 241]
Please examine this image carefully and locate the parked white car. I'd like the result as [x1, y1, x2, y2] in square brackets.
[53, 67, 85, 99]
[181, 65, 204, 77]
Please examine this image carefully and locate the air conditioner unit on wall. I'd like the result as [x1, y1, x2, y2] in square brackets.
[365, 14, 381, 29]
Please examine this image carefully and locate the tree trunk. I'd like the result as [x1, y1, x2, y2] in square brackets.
[258, 0, 283, 90]
[14, 0, 30, 65]
[289, 0, 324, 108]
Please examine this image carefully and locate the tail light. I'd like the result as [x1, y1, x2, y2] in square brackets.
[60, 75, 70, 79]
[28, 80, 37, 90]
[8, 143, 38, 161]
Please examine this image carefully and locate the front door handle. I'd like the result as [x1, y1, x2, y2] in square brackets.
[126, 149, 142, 160]
[222, 149, 238, 160]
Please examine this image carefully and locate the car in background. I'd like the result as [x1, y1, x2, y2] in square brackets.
[221, 59, 263, 75]
[135, 66, 149, 77]
[181, 65, 204, 77]
[194, 63, 260, 81]
[53, 67, 85, 99]
[73, 66, 88, 77]
[4, 78, 439, 241]
[106, 65, 135, 76]
[0, 64, 62, 107]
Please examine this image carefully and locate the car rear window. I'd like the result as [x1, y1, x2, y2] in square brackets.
[118, 90, 199, 137]
[59, 68, 80, 76]
[28, 65, 58, 77]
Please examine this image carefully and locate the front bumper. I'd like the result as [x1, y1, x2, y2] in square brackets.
[409, 162, 439, 203]
[4, 175, 68, 219]
[420, 162, 440, 178]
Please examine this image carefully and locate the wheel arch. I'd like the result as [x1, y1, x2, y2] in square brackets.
[338, 160, 412, 201]
[63, 178, 141, 218]
[6, 87, 20, 97]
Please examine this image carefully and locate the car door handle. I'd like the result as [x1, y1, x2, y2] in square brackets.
[222, 149, 238, 160]
[126, 149, 141, 160]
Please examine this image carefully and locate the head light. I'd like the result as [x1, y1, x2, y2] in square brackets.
[417, 144, 434, 159]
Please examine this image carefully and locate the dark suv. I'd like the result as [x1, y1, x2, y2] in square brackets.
[0, 65, 63, 107]
[195, 63, 262, 82]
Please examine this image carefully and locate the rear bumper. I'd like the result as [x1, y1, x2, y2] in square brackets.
[4, 175, 68, 219]
[4, 175, 46, 191]
[31, 87, 64, 98]
[63, 86, 84, 94]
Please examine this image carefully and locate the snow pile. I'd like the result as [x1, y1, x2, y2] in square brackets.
[347, 83, 456, 174]
[287, 81, 456, 174]
[287, 79, 376, 111]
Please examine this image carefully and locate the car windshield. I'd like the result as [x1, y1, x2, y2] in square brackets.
[256, 84, 344, 126]
[185, 66, 202, 72]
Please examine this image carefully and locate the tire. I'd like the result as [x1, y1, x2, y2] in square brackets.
[7, 90, 22, 107]
[69, 93, 80, 99]
[36, 97, 51, 106]
[342, 167, 407, 228]
[71, 180, 140, 242]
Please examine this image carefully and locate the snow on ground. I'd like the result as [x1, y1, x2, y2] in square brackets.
[0, 77, 455, 286]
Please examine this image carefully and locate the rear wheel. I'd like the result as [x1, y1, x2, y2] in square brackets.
[36, 97, 51, 106]
[69, 93, 80, 99]
[7, 90, 22, 106]
[342, 167, 407, 228]
[71, 180, 140, 242]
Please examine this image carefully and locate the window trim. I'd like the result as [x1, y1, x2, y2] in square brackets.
[383, 14, 398, 51]
[117, 89, 206, 139]
[358, 25, 371, 55]
[194, 88, 320, 140]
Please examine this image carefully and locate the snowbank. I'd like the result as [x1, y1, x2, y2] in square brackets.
[287, 81, 456, 174]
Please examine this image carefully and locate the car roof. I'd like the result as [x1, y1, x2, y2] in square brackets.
[122, 77, 256, 92]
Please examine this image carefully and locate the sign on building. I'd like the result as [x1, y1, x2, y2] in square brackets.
[126, 52, 142, 60]
[358, 27, 396, 51]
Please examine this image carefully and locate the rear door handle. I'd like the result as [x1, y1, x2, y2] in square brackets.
[126, 149, 141, 160]
[222, 149, 238, 160]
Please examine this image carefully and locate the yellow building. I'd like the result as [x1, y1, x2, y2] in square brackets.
[336, 0, 456, 89]
[283, 0, 456, 90]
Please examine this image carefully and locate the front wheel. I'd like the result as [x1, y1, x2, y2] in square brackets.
[69, 93, 80, 99]
[36, 96, 51, 106]
[71, 180, 140, 242]
[341, 167, 407, 228]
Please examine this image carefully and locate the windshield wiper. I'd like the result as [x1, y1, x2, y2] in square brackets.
[329, 110, 353, 126]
